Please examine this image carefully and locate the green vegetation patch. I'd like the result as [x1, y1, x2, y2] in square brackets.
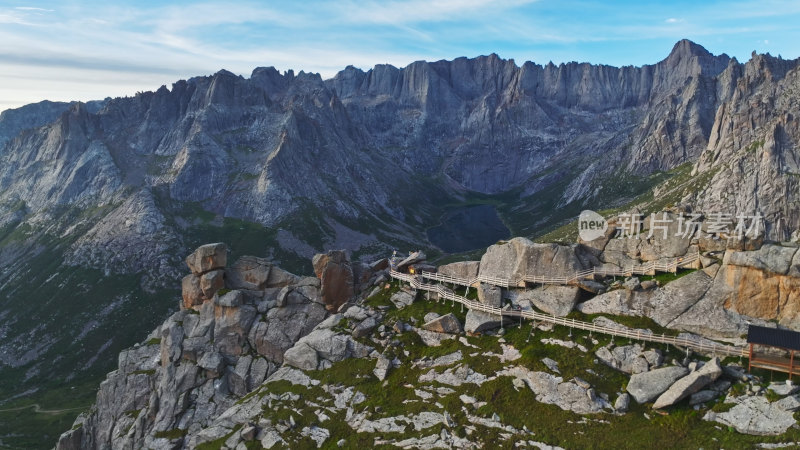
[639, 268, 698, 285]
[153, 428, 187, 439]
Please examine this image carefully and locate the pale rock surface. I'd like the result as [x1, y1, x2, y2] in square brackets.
[653, 358, 722, 409]
[627, 366, 690, 404]
[704, 396, 798, 435]
[186, 243, 227, 275]
[422, 313, 463, 334]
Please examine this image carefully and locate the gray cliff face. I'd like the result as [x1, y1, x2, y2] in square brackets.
[328, 40, 737, 195]
[690, 53, 800, 238]
[3, 41, 800, 446]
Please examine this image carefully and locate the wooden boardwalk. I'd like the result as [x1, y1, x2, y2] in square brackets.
[389, 265, 748, 358]
[417, 252, 701, 289]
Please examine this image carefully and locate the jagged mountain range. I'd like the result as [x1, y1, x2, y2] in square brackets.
[1, 39, 800, 447]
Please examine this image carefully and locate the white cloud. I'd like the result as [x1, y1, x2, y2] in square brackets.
[14, 7, 54, 12]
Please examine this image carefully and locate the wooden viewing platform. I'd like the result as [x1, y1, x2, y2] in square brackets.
[747, 325, 800, 379]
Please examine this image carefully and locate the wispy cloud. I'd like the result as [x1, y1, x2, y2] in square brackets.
[340, 0, 535, 25]
[15, 6, 54, 12]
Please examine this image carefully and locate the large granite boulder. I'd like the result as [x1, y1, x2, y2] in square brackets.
[182, 244, 230, 308]
[653, 358, 722, 409]
[577, 269, 713, 326]
[513, 285, 580, 317]
[437, 261, 480, 280]
[227, 256, 277, 290]
[213, 293, 257, 360]
[479, 237, 584, 282]
[395, 251, 426, 272]
[200, 269, 225, 298]
[186, 242, 227, 275]
[182, 274, 205, 308]
[464, 310, 506, 334]
[423, 313, 462, 334]
[282, 342, 319, 371]
[728, 244, 798, 275]
[626, 366, 689, 404]
[390, 291, 415, 309]
[638, 212, 696, 260]
[312, 250, 355, 311]
[477, 283, 502, 307]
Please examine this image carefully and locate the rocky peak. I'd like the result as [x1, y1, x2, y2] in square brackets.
[248, 67, 295, 102]
[326, 65, 367, 99]
[666, 39, 718, 64]
[743, 51, 799, 84]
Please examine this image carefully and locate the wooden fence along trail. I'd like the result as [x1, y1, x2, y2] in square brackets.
[389, 251, 749, 359]
[415, 252, 702, 289]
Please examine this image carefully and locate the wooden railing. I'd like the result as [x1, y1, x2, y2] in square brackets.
[416, 252, 700, 288]
[389, 268, 747, 358]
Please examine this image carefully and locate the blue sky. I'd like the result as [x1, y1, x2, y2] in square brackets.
[2, 0, 799, 112]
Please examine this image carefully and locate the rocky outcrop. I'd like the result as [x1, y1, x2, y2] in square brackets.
[704, 396, 798, 435]
[576, 264, 758, 338]
[390, 290, 415, 309]
[722, 245, 800, 327]
[57, 244, 330, 450]
[181, 243, 229, 308]
[500, 366, 609, 414]
[283, 314, 374, 371]
[595, 344, 662, 374]
[225, 255, 298, 291]
[581, 244, 800, 335]
[312, 250, 355, 311]
[186, 243, 228, 275]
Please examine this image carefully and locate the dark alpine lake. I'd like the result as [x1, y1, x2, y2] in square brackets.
[427, 204, 511, 253]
